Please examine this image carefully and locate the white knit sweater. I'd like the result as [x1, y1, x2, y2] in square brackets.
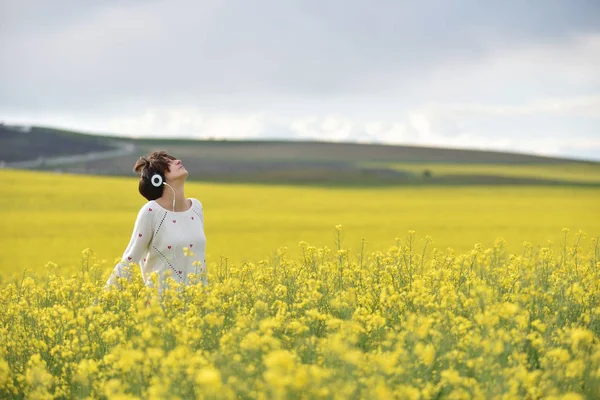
[105, 198, 207, 289]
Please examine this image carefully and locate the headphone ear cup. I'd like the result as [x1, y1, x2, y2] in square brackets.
[150, 174, 163, 187]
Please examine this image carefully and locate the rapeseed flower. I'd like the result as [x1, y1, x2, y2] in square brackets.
[2, 231, 599, 398]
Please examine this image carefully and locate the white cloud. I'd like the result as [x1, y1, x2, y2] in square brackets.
[108, 109, 267, 139]
[439, 94, 600, 117]
[412, 33, 600, 106]
[1, 3, 599, 161]
[288, 116, 320, 139]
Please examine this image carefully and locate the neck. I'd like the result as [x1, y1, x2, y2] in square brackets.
[159, 181, 187, 211]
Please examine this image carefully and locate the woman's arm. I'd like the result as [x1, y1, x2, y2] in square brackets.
[104, 204, 153, 290]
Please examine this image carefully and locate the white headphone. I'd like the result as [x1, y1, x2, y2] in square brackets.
[150, 173, 163, 187]
[145, 172, 175, 212]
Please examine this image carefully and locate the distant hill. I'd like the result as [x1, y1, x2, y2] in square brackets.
[1, 123, 599, 187]
[0, 124, 120, 163]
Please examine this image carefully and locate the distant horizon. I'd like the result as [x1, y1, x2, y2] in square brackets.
[3, 121, 598, 164]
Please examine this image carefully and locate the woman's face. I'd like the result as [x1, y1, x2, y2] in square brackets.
[164, 158, 188, 182]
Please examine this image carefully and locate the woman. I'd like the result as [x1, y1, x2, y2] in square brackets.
[105, 151, 207, 290]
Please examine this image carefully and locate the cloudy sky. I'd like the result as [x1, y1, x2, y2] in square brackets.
[1, 0, 599, 160]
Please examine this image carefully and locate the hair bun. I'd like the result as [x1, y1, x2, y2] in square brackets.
[133, 156, 151, 174]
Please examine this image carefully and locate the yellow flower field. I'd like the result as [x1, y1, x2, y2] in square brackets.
[1, 169, 599, 398]
[360, 162, 600, 184]
[1, 169, 599, 279]
[1, 228, 598, 399]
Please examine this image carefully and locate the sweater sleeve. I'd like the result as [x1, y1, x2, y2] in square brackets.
[104, 204, 154, 290]
[198, 200, 204, 225]
[198, 200, 208, 286]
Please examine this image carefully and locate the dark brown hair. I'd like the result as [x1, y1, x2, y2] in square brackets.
[133, 151, 176, 201]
